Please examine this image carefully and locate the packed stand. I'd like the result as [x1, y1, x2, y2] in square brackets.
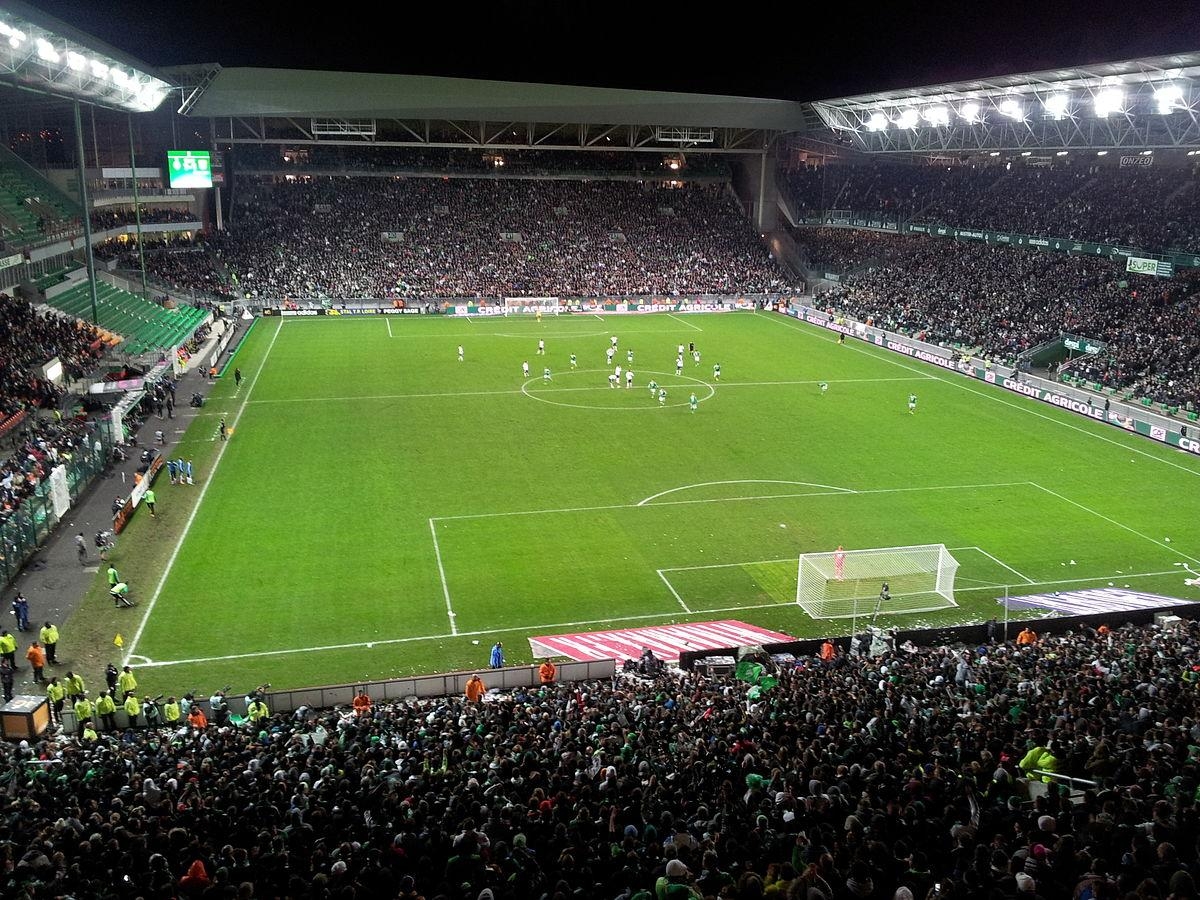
[93, 234, 234, 300]
[789, 227, 898, 273]
[8, 619, 1200, 899]
[89, 206, 199, 231]
[202, 177, 791, 298]
[0, 417, 100, 524]
[780, 161, 1200, 253]
[806, 231, 1200, 406]
[233, 145, 730, 178]
[0, 293, 101, 413]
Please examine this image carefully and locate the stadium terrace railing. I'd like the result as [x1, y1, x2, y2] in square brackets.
[0, 422, 113, 587]
[792, 210, 1199, 273]
[782, 304, 1200, 457]
[55, 659, 617, 734]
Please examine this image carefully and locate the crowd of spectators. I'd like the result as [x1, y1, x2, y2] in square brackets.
[0, 416, 100, 525]
[794, 229, 1200, 406]
[93, 234, 234, 300]
[780, 161, 1200, 253]
[90, 207, 199, 231]
[193, 177, 791, 299]
[233, 145, 730, 178]
[6, 618, 1200, 899]
[0, 293, 104, 523]
[0, 293, 100, 413]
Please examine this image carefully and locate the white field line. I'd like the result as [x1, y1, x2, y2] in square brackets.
[656, 569, 692, 613]
[637, 479, 856, 507]
[433, 480, 1030, 523]
[244, 376, 929, 406]
[386, 316, 393, 337]
[759, 311, 1200, 479]
[429, 518, 458, 634]
[137, 567, 1186, 669]
[971, 546, 1036, 584]
[593, 314, 604, 320]
[124, 317, 285, 662]
[1027, 481, 1200, 565]
[667, 313, 703, 332]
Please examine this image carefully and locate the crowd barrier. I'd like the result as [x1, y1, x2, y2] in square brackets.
[55, 659, 616, 734]
[678, 602, 1200, 670]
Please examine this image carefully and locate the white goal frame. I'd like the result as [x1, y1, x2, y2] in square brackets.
[796, 543, 959, 620]
[504, 297, 561, 315]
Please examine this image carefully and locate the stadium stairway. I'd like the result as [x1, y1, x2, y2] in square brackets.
[45, 280, 209, 355]
[0, 158, 78, 249]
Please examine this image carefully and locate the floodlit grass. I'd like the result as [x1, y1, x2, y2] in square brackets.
[80, 311, 1200, 695]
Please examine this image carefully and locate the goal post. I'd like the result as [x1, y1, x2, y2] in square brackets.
[503, 296, 561, 315]
[796, 544, 959, 619]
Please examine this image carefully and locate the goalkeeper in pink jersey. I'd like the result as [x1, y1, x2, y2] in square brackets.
[834, 545, 846, 581]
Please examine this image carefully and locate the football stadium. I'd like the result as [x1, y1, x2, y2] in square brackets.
[1, 1, 1200, 897]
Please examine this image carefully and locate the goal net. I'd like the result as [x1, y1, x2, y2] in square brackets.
[796, 544, 959, 619]
[504, 297, 561, 315]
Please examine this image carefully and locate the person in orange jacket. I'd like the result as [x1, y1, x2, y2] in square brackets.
[352, 691, 372, 716]
[1017, 627, 1038, 645]
[819, 639, 836, 663]
[25, 641, 46, 684]
[188, 705, 208, 729]
[538, 659, 557, 684]
[465, 673, 485, 702]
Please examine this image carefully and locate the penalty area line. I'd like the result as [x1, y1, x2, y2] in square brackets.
[137, 567, 1189, 669]
[656, 569, 692, 613]
[667, 313, 703, 332]
[1028, 481, 1200, 565]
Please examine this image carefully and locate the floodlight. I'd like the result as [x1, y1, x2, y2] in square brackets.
[1097, 150, 1108, 156]
[896, 109, 919, 130]
[959, 101, 981, 123]
[865, 112, 889, 131]
[1056, 150, 1068, 156]
[1140, 150, 1153, 155]
[1021, 151, 1032, 156]
[110, 68, 129, 86]
[90, 59, 109, 78]
[921, 106, 950, 126]
[7, 28, 25, 49]
[998, 99, 1023, 120]
[35, 38, 59, 63]
[1155, 84, 1184, 114]
[1094, 87, 1124, 118]
[66, 51, 85, 71]
[989, 151, 1000, 157]
[1043, 93, 1070, 119]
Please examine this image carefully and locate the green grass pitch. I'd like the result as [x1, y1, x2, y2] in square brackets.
[74, 310, 1200, 694]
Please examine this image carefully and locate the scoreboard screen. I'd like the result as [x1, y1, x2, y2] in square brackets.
[166, 150, 212, 188]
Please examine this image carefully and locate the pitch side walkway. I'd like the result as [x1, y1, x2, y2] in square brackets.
[0, 361, 223, 696]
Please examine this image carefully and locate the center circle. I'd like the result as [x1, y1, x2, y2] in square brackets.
[522, 368, 716, 410]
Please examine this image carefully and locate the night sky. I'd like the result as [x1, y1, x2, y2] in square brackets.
[26, 0, 1200, 101]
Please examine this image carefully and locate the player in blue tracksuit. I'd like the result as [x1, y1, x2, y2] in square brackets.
[489, 641, 504, 668]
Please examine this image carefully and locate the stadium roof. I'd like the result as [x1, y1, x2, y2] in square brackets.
[819, 52, 1200, 110]
[182, 67, 810, 132]
[811, 52, 1200, 154]
[0, 0, 171, 112]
